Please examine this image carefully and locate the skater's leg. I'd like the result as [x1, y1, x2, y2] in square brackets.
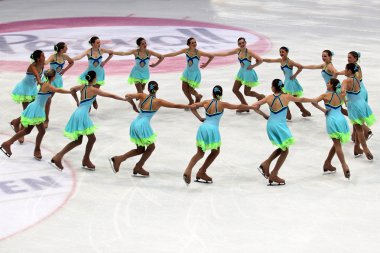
[183, 147, 205, 184]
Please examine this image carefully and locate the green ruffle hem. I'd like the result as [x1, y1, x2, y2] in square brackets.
[235, 77, 260, 88]
[77, 78, 105, 86]
[329, 132, 350, 144]
[20, 116, 45, 127]
[196, 141, 221, 152]
[131, 133, 157, 147]
[271, 137, 295, 151]
[11, 94, 36, 103]
[180, 76, 200, 88]
[282, 88, 303, 97]
[64, 126, 97, 140]
[350, 114, 376, 127]
[128, 77, 149, 85]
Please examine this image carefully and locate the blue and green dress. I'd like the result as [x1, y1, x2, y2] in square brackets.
[130, 95, 157, 146]
[324, 91, 350, 143]
[281, 59, 303, 97]
[355, 65, 368, 102]
[346, 77, 375, 126]
[78, 49, 105, 85]
[11, 69, 43, 103]
[196, 99, 223, 151]
[267, 94, 295, 150]
[20, 89, 52, 127]
[128, 49, 150, 85]
[50, 54, 66, 88]
[64, 86, 97, 140]
[180, 49, 201, 88]
[235, 48, 259, 87]
[321, 63, 333, 84]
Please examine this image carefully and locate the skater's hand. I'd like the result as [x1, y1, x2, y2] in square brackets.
[324, 109, 330, 116]
[199, 117, 205, 122]
[247, 64, 255, 70]
[200, 62, 208, 69]
[290, 75, 296, 80]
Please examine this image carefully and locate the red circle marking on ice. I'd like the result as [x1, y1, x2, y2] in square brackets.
[0, 17, 272, 74]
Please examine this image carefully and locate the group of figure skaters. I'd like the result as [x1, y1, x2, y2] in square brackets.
[0, 35, 376, 186]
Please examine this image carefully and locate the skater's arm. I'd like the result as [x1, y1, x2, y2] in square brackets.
[30, 64, 43, 85]
[158, 99, 194, 109]
[44, 54, 54, 65]
[69, 85, 82, 106]
[303, 64, 323, 69]
[262, 58, 281, 63]
[289, 59, 303, 80]
[251, 96, 268, 109]
[163, 48, 186, 58]
[125, 93, 145, 100]
[48, 85, 72, 94]
[95, 89, 126, 101]
[287, 94, 315, 103]
[335, 70, 345, 76]
[72, 49, 89, 61]
[112, 49, 136, 56]
[311, 94, 328, 114]
[212, 48, 238, 57]
[101, 51, 113, 67]
[329, 64, 339, 78]
[221, 101, 250, 110]
[247, 50, 263, 70]
[60, 54, 74, 76]
[148, 50, 164, 67]
[198, 50, 214, 69]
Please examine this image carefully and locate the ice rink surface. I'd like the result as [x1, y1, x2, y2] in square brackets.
[0, 0, 379, 252]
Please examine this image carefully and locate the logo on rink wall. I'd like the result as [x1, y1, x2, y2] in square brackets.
[0, 17, 271, 74]
[0, 136, 75, 241]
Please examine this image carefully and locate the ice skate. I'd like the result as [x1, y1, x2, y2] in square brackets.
[344, 169, 351, 180]
[49, 158, 64, 172]
[108, 157, 120, 174]
[257, 164, 269, 179]
[183, 174, 191, 185]
[82, 160, 96, 171]
[0, 143, 12, 157]
[34, 149, 42, 161]
[354, 146, 363, 158]
[195, 170, 213, 183]
[301, 109, 311, 117]
[323, 163, 336, 174]
[267, 175, 285, 186]
[133, 166, 149, 177]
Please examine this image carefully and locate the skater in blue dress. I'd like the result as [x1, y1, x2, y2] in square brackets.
[44, 42, 74, 128]
[182, 85, 251, 185]
[337, 51, 372, 141]
[303, 50, 338, 84]
[213, 37, 267, 117]
[308, 78, 351, 179]
[163, 37, 214, 121]
[1, 69, 71, 160]
[73, 36, 114, 110]
[342, 63, 375, 160]
[10, 50, 45, 144]
[263, 47, 311, 120]
[50, 71, 137, 171]
[109, 81, 196, 176]
[113, 37, 164, 93]
[253, 79, 315, 185]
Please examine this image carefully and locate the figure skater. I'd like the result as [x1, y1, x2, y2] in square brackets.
[109, 81, 196, 176]
[113, 37, 164, 92]
[263, 47, 311, 120]
[1, 69, 71, 160]
[49, 71, 137, 171]
[253, 79, 315, 185]
[182, 85, 251, 185]
[44, 42, 74, 128]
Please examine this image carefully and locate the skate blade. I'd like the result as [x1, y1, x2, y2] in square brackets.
[194, 178, 213, 184]
[0, 146, 11, 157]
[267, 181, 286, 186]
[257, 166, 268, 179]
[48, 161, 63, 172]
[354, 153, 363, 158]
[132, 174, 149, 177]
[82, 166, 95, 171]
[323, 170, 336, 175]
[34, 156, 42, 161]
[108, 157, 117, 174]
